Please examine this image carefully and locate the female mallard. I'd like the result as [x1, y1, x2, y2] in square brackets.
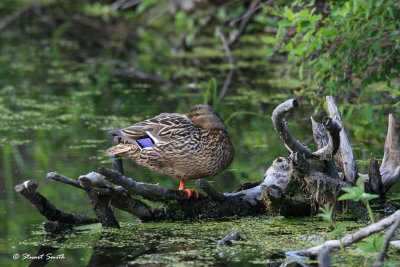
[107, 104, 234, 198]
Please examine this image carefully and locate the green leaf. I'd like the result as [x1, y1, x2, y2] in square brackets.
[338, 187, 363, 201]
[361, 192, 379, 202]
[329, 225, 347, 239]
[317, 203, 333, 223]
[359, 233, 384, 252]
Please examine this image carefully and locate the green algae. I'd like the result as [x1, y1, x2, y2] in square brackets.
[16, 216, 399, 266]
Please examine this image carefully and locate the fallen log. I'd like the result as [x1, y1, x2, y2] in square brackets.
[14, 97, 400, 228]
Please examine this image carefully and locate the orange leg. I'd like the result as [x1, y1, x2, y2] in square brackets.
[178, 179, 200, 198]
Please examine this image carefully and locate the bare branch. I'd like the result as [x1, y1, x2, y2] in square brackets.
[373, 213, 400, 267]
[78, 173, 120, 228]
[271, 99, 313, 157]
[15, 180, 98, 225]
[196, 179, 225, 200]
[293, 209, 400, 257]
[228, 0, 262, 47]
[0, 4, 32, 32]
[98, 167, 189, 201]
[46, 172, 82, 189]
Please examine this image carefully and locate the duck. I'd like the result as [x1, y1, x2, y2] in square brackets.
[106, 104, 234, 198]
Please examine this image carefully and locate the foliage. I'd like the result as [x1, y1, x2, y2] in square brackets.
[317, 203, 334, 224]
[338, 177, 378, 223]
[203, 77, 219, 111]
[276, 0, 399, 97]
[359, 233, 384, 253]
[338, 178, 379, 203]
[272, 0, 399, 144]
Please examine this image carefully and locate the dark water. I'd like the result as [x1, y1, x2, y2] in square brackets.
[0, 10, 398, 266]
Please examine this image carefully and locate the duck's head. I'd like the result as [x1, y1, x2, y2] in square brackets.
[186, 104, 227, 131]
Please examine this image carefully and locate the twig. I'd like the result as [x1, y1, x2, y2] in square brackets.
[373, 213, 400, 267]
[292, 209, 400, 257]
[271, 99, 313, 158]
[196, 179, 225, 200]
[78, 173, 120, 228]
[218, 69, 235, 102]
[111, 0, 143, 10]
[47, 171, 162, 219]
[228, 0, 262, 47]
[15, 180, 98, 224]
[217, 27, 235, 65]
[0, 4, 32, 32]
[46, 172, 82, 189]
[217, 27, 254, 101]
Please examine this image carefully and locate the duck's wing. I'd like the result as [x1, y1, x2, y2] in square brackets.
[110, 113, 196, 145]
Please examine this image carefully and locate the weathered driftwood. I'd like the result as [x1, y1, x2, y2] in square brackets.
[15, 180, 98, 226]
[79, 173, 120, 228]
[271, 99, 313, 158]
[47, 171, 155, 220]
[326, 96, 358, 184]
[373, 213, 400, 267]
[311, 117, 340, 179]
[291, 209, 400, 257]
[380, 114, 400, 189]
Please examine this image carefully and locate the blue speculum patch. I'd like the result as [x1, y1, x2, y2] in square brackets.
[136, 137, 155, 148]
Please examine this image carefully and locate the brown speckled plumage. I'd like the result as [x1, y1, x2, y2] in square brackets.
[107, 105, 234, 181]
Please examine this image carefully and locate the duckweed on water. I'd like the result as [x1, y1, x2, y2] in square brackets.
[17, 216, 382, 266]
